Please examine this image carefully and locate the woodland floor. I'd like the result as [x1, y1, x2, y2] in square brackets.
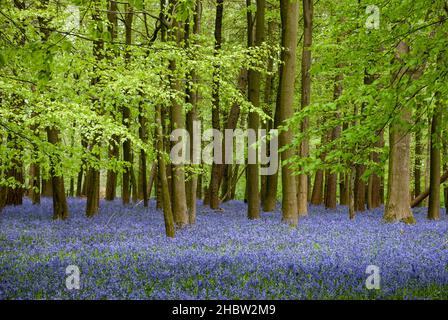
[1, 198, 448, 299]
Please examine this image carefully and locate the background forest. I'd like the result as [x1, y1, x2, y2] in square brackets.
[1, 0, 448, 300]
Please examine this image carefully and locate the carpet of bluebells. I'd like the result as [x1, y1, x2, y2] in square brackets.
[1, 197, 448, 300]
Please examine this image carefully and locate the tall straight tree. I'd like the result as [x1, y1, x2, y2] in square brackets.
[414, 122, 423, 202]
[260, 20, 276, 206]
[138, 100, 149, 207]
[156, 104, 175, 238]
[185, 0, 202, 224]
[297, 0, 313, 216]
[367, 131, 383, 209]
[169, 0, 188, 227]
[85, 0, 104, 217]
[105, 0, 119, 201]
[428, 93, 443, 220]
[247, 0, 265, 220]
[443, 133, 448, 213]
[278, 0, 299, 226]
[208, 0, 224, 210]
[384, 42, 415, 224]
[324, 74, 342, 210]
[121, 3, 133, 206]
[38, 0, 69, 220]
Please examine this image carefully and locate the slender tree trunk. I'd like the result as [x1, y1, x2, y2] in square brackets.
[209, 0, 225, 210]
[85, 0, 103, 217]
[156, 168, 162, 209]
[5, 146, 24, 206]
[130, 163, 138, 203]
[311, 135, 326, 205]
[384, 42, 415, 224]
[36, 0, 68, 218]
[28, 116, 41, 204]
[197, 170, 203, 200]
[311, 169, 324, 205]
[324, 74, 342, 210]
[262, 143, 279, 212]
[339, 122, 349, 206]
[0, 132, 5, 211]
[278, 0, 299, 226]
[42, 178, 53, 197]
[76, 138, 87, 197]
[156, 104, 175, 238]
[348, 167, 356, 219]
[105, 136, 119, 201]
[324, 169, 337, 209]
[169, 1, 188, 227]
[247, 0, 265, 220]
[85, 164, 100, 217]
[47, 128, 69, 220]
[262, 23, 280, 213]
[138, 104, 149, 207]
[297, 0, 313, 216]
[367, 131, 383, 209]
[185, 1, 201, 224]
[0, 186, 6, 212]
[29, 163, 41, 204]
[122, 5, 133, 206]
[339, 173, 348, 205]
[105, 0, 119, 201]
[354, 165, 366, 212]
[414, 123, 422, 202]
[443, 133, 448, 213]
[147, 163, 157, 199]
[428, 101, 442, 220]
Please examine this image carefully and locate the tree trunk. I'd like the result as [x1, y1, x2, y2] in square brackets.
[414, 123, 422, 202]
[262, 24, 281, 213]
[384, 42, 415, 224]
[311, 169, 324, 205]
[297, 0, 313, 216]
[29, 163, 41, 204]
[156, 104, 175, 238]
[196, 169, 203, 200]
[428, 103, 442, 220]
[278, 0, 299, 226]
[47, 128, 69, 220]
[105, 0, 119, 202]
[76, 138, 87, 197]
[5, 156, 24, 206]
[324, 169, 337, 210]
[209, 0, 225, 210]
[354, 164, 366, 212]
[443, 131, 448, 213]
[85, 0, 103, 217]
[85, 165, 100, 217]
[42, 178, 53, 197]
[348, 166, 356, 219]
[247, 0, 265, 220]
[169, 1, 188, 227]
[36, 0, 68, 218]
[368, 131, 383, 209]
[105, 136, 119, 201]
[147, 163, 157, 199]
[138, 104, 149, 207]
[324, 73, 342, 209]
[156, 167, 162, 209]
[185, 1, 201, 224]
[122, 5, 133, 206]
